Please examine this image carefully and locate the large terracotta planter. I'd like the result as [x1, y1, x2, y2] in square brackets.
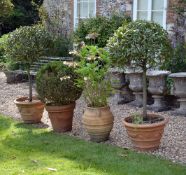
[14, 97, 44, 124]
[82, 106, 114, 142]
[124, 113, 168, 151]
[45, 103, 75, 133]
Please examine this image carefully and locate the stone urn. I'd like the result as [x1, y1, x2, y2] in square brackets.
[169, 72, 186, 116]
[147, 70, 170, 112]
[4, 70, 27, 84]
[126, 72, 143, 107]
[109, 68, 133, 104]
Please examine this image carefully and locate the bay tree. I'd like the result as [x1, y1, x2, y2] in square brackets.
[107, 20, 172, 118]
[4, 24, 53, 102]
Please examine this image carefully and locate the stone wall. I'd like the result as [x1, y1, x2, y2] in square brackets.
[166, 0, 186, 44]
[42, 0, 73, 37]
[96, 0, 132, 17]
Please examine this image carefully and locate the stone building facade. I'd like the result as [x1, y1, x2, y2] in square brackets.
[43, 0, 185, 42]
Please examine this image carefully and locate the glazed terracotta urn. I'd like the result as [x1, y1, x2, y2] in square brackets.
[126, 71, 143, 107]
[82, 106, 114, 142]
[147, 70, 170, 112]
[169, 72, 186, 116]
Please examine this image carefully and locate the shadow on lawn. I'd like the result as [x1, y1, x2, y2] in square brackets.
[15, 122, 49, 129]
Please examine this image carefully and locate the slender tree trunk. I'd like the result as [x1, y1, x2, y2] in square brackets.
[27, 69, 32, 102]
[142, 69, 147, 118]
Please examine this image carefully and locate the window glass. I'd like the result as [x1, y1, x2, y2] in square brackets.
[138, 11, 148, 20]
[152, 12, 163, 26]
[75, 0, 96, 28]
[134, 0, 166, 29]
[152, 0, 164, 11]
[80, 1, 88, 18]
[137, 0, 148, 10]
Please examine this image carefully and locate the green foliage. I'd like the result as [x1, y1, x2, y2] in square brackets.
[74, 14, 131, 47]
[36, 61, 82, 106]
[132, 113, 144, 124]
[49, 36, 73, 57]
[107, 20, 172, 69]
[0, 0, 43, 36]
[107, 20, 172, 118]
[0, 0, 14, 17]
[0, 34, 8, 61]
[4, 24, 53, 68]
[75, 46, 112, 107]
[162, 44, 186, 73]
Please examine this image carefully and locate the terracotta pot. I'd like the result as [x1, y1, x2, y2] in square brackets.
[14, 97, 44, 124]
[82, 106, 114, 142]
[45, 103, 75, 133]
[124, 113, 168, 151]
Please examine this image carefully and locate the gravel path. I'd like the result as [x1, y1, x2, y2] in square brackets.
[0, 71, 186, 165]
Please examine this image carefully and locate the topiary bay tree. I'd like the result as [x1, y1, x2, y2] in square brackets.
[107, 20, 172, 118]
[5, 24, 53, 102]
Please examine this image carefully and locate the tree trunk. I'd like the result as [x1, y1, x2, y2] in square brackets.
[27, 69, 32, 102]
[142, 69, 147, 118]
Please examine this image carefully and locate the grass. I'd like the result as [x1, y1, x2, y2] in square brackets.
[0, 115, 186, 175]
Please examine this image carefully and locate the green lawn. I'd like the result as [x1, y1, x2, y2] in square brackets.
[0, 115, 185, 175]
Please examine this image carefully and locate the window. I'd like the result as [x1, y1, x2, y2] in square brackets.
[133, 0, 167, 29]
[74, 0, 96, 29]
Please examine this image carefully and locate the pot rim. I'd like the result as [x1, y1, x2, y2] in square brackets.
[124, 113, 169, 128]
[45, 103, 76, 111]
[14, 96, 43, 105]
[45, 102, 75, 108]
[86, 106, 110, 110]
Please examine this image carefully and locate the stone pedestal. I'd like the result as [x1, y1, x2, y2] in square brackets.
[169, 72, 186, 116]
[130, 92, 143, 107]
[127, 72, 143, 107]
[147, 71, 170, 112]
[118, 86, 134, 104]
[109, 68, 133, 105]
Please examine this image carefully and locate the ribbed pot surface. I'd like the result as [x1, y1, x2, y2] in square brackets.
[14, 97, 44, 124]
[82, 106, 114, 142]
[45, 103, 75, 133]
[124, 114, 168, 151]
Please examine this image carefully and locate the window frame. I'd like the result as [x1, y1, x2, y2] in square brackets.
[133, 0, 167, 29]
[74, 0, 97, 29]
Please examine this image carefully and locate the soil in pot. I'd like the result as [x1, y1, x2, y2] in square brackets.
[82, 106, 114, 142]
[14, 97, 44, 124]
[45, 103, 75, 133]
[124, 113, 168, 151]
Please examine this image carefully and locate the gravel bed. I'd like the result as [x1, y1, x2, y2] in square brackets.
[0, 71, 186, 164]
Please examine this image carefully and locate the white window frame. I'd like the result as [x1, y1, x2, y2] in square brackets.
[133, 0, 167, 29]
[74, 0, 97, 29]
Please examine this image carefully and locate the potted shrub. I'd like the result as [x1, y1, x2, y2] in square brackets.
[4, 25, 53, 123]
[75, 45, 114, 142]
[107, 20, 172, 150]
[36, 61, 82, 132]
